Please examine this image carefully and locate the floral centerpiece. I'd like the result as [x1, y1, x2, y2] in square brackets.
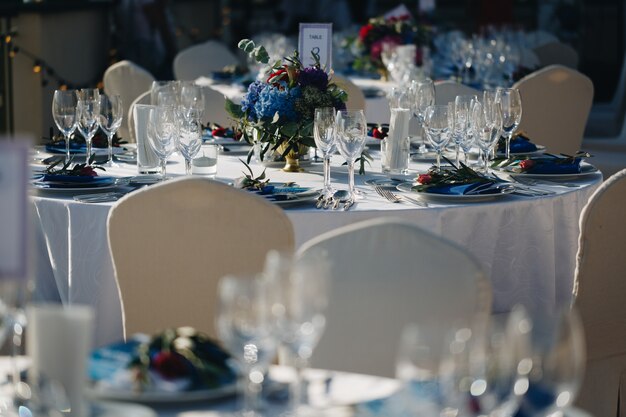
[225, 39, 347, 172]
[348, 15, 432, 78]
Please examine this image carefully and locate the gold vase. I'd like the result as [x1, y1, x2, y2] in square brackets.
[278, 142, 308, 173]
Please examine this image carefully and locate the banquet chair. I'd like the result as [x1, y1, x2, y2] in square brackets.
[513, 65, 593, 155]
[107, 177, 294, 340]
[199, 86, 231, 127]
[298, 218, 492, 378]
[103, 60, 156, 141]
[533, 41, 579, 69]
[573, 169, 626, 417]
[434, 80, 480, 105]
[331, 74, 366, 111]
[126, 90, 151, 143]
[173, 40, 240, 81]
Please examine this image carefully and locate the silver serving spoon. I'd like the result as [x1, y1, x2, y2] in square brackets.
[331, 190, 350, 210]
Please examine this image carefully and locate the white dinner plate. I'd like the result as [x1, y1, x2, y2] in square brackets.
[396, 181, 515, 202]
[85, 382, 237, 404]
[501, 161, 599, 180]
[32, 178, 130, 193]
[92, 400, 157, 417]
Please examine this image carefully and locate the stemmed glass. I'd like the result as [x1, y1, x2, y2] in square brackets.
[410, 79, 435, 153]
[264, 251, 329, 416]
[495, 88, 522, 159]
[423, 105, 451, 171]
[216, 275, 278, 417]
[147, 106, 177, 180]
[313, 108, 337, 199]
[335, 110, 367, 201]
[179, 83, 205, 120]
[75, 89, 100, 165]
[52, 90, 77, 163]
[454, 95, 478, 165]
[97, 94, 123, 167]
[176, 110, 203, 175]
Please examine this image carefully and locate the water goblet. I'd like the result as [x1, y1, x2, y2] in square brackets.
[97, 94, 123, 167]
[52, 90, 77, 163]
[423, 105, 451, 171]
[410, 79, 435, 153]
[147, 106, 177, 180]
[176, 110, 203, 175]
[75, 89, 101, 165]
[216, 275, 278, 417]
[313, 108, 337, 199]
[495, 88, 522, 159]
[335, 110, 367, 201]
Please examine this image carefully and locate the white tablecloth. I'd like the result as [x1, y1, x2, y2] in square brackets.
[30, 147, 601, 347]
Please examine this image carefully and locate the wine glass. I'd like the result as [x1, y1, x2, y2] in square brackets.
[482, 91, 504, 168]
[264, 250, 329, 416]
[75, 89, 101, 165]
[147, 106, 177, 180]
[335, 110, 367, 201]
[52, 90, 77, 163]
[216, 275, 278, 417]
[176, 110, 203, 175]
[454, 95, 478, 165]
[97, 94, 123, 167]
[423, 105, 451, 171]
[495, 88, 522, 159]
[150, 80, 180, 106]
[313, 108, 337, 199]
[471, 101, 492, 173]
[179, 83, 205, 120]
[518, 307, 586, 417]
[410, 79, 435, 153]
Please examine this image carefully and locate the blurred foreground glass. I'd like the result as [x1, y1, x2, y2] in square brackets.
[335, 110, 367, 201]
[98, 94, 123, 167]
[313, 108, 337, 199]
[51, 90, 77, 163]
[217, 275, 277, 417]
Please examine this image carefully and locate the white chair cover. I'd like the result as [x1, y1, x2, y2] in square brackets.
[533, 41, 579, 69]
[298, 218, 492, 377]
[107, 177, 294, 340]
[199, 86, 231, 127]
[103, 60, 156, 141]
[513, 65, 594, 155]
[525, 30, 559, 48]
[126, 90, 151, 144]
[331, 74, 366, 111]
[573, 169, 626, 417]
[434, 80, 480, 105]
[173, 40, 240, 81]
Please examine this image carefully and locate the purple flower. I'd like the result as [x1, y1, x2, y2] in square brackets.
[298, 67, 328, 91]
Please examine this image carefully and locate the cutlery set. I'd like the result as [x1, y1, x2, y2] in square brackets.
[316, 190, 354, 211]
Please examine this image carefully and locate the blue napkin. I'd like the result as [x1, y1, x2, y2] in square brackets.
[498, 136, 538, 154]
[524, 158, 581, 175]
[45, 142, 87, 154]
[424, 181, 499, 195]
[41, 174, 114, 185]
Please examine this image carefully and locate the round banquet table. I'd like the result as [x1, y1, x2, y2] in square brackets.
[30, 146, 602, 347]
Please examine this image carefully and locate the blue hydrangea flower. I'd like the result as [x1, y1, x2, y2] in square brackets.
[241, 81, 266, 120]
[254, 86, 301, 122]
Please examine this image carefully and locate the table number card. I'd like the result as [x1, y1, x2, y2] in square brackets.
[298, 23, 333, 71]
[0, 139, 30, 281]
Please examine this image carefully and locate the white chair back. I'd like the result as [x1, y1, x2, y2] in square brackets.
[298, 218, 491, 377]
[513, 65, 593, 155]
[126, 90, 151, 144]
[573, 169, 626, 417]
[533, 41, 579, 69]
[107, 177, 294, 340]
[103, 60, 156, 141]
[331, 74, 366, 111]
[173, 40, 239, 81]
[434, 80, 480, 105]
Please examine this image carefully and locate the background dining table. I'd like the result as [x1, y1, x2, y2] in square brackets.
[30, 144, 602, 347]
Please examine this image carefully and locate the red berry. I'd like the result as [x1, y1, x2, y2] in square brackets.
[417, 174, 432, 184]
[152, 351, 188, 380]
[212, 127, 227, 137]
[519, 159, 535, 171]
[79, 166, 98, 177]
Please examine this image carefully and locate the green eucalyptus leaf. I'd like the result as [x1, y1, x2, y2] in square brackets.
[238, 39, 255, 53]
[225, 98, 244, 119]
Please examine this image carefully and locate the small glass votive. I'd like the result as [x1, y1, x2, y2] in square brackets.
[192, 144, 218, 177]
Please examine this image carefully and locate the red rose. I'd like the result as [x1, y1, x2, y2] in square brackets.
[152, 351, 188, 380]
[519, 159, 535, 171]
[212, 127, 227, 137]
[79, 166, 98, 177]
[370, 36, 401, 61]
[267, 67, 288, 85]
[417, 174, 432, 184]
[372, 127, 384, 139]
[359, 24, 374, 41]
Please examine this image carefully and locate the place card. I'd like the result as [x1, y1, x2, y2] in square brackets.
[0, 139, 30, 281]
[384, 4, 413, 20]
[298, 23, 332, 71]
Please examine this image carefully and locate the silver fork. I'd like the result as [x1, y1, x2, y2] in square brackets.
[374, 185, 427, 207]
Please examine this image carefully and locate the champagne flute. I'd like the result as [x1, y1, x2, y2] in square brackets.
[176, 110, 203, 175]
[423, 105, 451, 171]
[313, 108, 337, 199]
[216, 275, 277, 417]
[482, 91, 504, 168]
[454, 95, 478, 165]
[264, 250, 329, 416]
[97, 94, 123, 167]
[411, 79, 435, 153]
[335, 110, 367, 201]
[495, 88, 522, 159]
[52, 90, 77, 163]
[75, 89, 101, 165]
[147, 106, 177, 180]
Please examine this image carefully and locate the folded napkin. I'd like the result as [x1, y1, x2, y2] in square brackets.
[424, 181, 500, 195]
[498, 135, 538, 154]
[45, 142, 87, 154]
[41, 174, 114, 185]
[523, 158, 581, 175]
